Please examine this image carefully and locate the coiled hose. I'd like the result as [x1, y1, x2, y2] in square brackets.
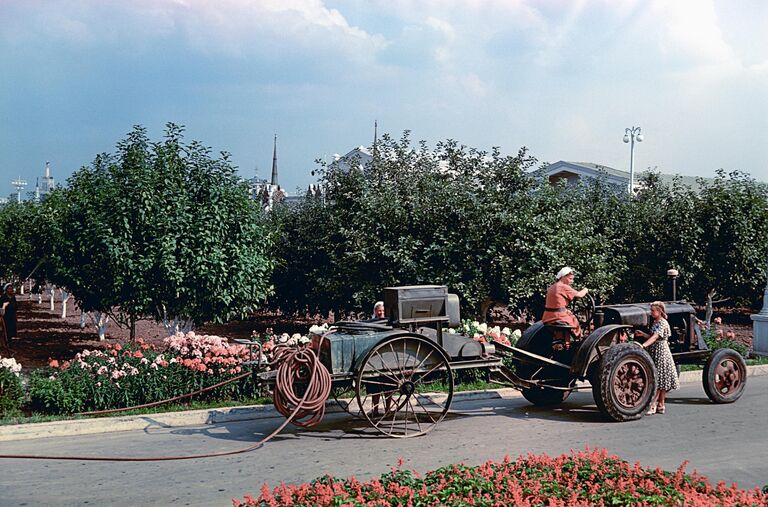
[0, 339, 332, 462]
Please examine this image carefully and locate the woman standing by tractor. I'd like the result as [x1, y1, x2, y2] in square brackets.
[635, 301, 679, 414]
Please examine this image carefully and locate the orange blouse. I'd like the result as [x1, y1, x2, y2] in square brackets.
[541, 281, 580, 333]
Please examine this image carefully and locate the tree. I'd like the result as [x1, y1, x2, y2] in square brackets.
[688, 170, 768, 309]
[42, 124, 275, 339]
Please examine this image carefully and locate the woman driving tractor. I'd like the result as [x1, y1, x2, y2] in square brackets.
[541, 267, 589, 337]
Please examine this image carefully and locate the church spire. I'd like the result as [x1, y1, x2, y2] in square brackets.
[270, 134, 278, 186]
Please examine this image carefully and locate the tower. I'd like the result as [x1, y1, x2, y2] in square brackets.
[270, 134, 278, 186]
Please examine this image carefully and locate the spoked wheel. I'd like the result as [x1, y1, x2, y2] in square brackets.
[595, 343, 657, 421]
[355, 335, 453, 438]
[331, 382, 364, 418]
[702, 348, 747, 403]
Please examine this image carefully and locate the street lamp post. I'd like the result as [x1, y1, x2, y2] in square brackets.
[11, 177, 28, 204]
[623, 126, 644, 195]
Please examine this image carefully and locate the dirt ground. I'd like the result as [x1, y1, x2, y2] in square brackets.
[2, 294, 756, 370]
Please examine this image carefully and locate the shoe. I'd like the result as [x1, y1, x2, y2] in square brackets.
[646, 403, 657, 416]
[657, 405, 665, 414]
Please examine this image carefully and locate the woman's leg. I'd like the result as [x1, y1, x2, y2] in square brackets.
[657, 389, 667, 410]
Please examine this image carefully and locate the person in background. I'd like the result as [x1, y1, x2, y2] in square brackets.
[634, 301, 679, 415]
[1, 283, 18, 345]
[372, 301, 385, 319]
[541, 267, 589, 337]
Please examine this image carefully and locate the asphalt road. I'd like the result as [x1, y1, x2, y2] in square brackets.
[1, 375, 767, 506]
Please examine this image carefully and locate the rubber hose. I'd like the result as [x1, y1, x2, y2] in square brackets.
[271, 344, 332, 428]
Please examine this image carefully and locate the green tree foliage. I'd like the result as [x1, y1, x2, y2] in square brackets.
[39, 124, 274, 337]
[0, 201, 40, 283]
[689, 170, 768, 306]
[270, 133, 768, 319]
[272, 134, 625, 318]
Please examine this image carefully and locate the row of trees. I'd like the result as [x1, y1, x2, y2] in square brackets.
[1, 126, 767, 333]
[271, 132, 768, 318]
[0, 124, 274, 338]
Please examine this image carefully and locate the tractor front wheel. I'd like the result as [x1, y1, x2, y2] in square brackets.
[595, 343, 657, 421]
[702, 348, 747, 403]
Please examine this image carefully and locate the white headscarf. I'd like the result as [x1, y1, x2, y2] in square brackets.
[556, 267, 574, 280]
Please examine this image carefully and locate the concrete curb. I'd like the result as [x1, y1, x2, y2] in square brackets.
[2, 364, 766, 442]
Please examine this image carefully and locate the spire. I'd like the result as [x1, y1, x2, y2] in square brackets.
[45, 161, 50, 178]
[372, 120, 378, 168]
[270, 134, 278, 186]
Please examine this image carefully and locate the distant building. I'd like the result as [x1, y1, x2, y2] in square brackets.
[331, 146, 373, 173]
[537, 160, 707, 192]
[33, 161, 56, 201]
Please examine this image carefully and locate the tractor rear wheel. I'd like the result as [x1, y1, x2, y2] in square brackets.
[595, 343, 657, 421]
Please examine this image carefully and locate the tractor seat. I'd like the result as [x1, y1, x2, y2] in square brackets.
[545, 321, 575, 330]
[545, 321, 580, 351]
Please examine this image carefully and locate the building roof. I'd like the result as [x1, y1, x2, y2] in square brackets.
[536, 160, 712, 191]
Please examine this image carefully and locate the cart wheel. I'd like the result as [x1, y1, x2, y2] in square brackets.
[331, 383, 364, 418]
[702, 348, 747, 403]
[595, 343, 657, 422]
[355, 335, 453, 438]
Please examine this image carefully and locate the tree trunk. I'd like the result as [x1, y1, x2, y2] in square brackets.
[130, 315, 136, 341]
[60, 290, 70, 319]
[704, 289, 716, 327]
[95, 312, 110, 341]
[49, 286, 55, 311]
[80, 311, 87, 329]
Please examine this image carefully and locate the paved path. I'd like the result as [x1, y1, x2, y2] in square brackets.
[1, 376, 767, 506]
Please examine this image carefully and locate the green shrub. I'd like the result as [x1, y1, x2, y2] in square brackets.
[701, 329, 749, 358]
[0, 367, 24, 417]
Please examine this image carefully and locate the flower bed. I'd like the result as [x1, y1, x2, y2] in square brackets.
[234, 448, 768, 506]
[27, 333, 255, 414]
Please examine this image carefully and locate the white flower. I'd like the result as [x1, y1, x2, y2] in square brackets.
[512, 329, 522, 339]
[299, 335, 310, 345]
[309, 324, 328, 335]
[501, 327, 511, 335]
[278, 333, 289, 343]
[0, 357, 22, 376]
[287, 338, 297, 346]
[477, 323, 488, 334]
[447, 328, 455, 334]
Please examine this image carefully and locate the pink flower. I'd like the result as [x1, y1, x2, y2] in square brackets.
[49, 359, 60, 368]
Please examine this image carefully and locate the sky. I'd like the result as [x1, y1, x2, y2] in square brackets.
[1, 0, 768, 198]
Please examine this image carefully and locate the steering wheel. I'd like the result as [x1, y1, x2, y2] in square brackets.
[570, 293, 595, 332]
